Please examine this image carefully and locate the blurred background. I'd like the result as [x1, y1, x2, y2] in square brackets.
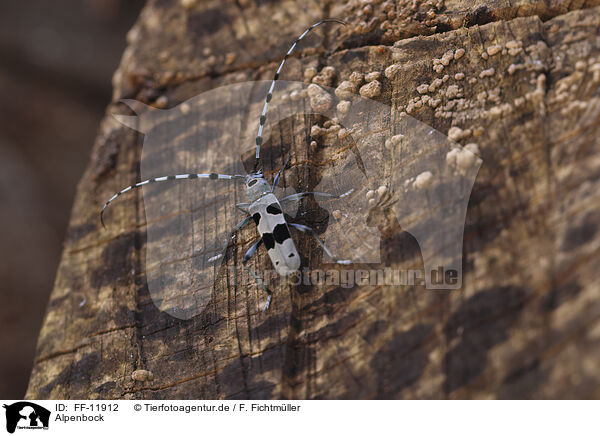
[0, 0, 145, 398]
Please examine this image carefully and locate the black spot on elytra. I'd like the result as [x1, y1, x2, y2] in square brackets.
[266, 203, 282, 215]
[288, 253, 295, 257]
[262, 233, 275, 250]
[273, 224, 291, 244]
[252, 213, 261, 225]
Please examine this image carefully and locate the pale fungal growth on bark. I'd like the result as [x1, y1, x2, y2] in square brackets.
[155, 95, 168, 109]
[448, 126, 472, 142]
[417, 83, 430, 94]
[488, 103, 513, 118]
[335, 81, 357, 99]
[446, 144, 479, 176]
[328, 124, 342, 134]
[446, 147, 459, 166]
[487, 87, 501, 103]
[464, 143, 480, 155]
[206, 55, 217, 67]
[525, 74, 547, 114]
[456, 148, 477, 175]
[311, 125, 324, 137]
[479, 67, 495, 78]
[349, 71, 364, 85]
[304, 67, 317, 82]
[481, 52, 489, 60]
[455, 72, 465, 80]
[336, 100, 351, 117]
[441, 50, 454, 66]
[514, 96, 525, 107]
[179, 102, 191, 114]
[487, 45, 502, 56]
[366, 189, 377, 206]
[413, 171, 434, 189]
[591, 63, 600, 82]
[446, 85, 462, 99]
[559, 99, 589, 116]
[307, 84, 333, 111]
[429, 78, 443, 92]
[366, 184, 390, 207]
[429, 98, 442, 108]
[505, 40, 523, 56]
[385, 134, 404, 149]
[359, 80, 382, 98]
[384, 64, 401, 79]
[377, 185, 388, 198]
[365, 71, 382, 82]
[132, 369, 154, 382]
[338, 128, 352, 139]
[312, 66, 337, 87]
[181, 0, 197, 9]
[454, 48, 465, 60]
[225, 53, 236, 65]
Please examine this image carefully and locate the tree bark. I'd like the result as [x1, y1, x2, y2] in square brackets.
[26, 0, 600, 399]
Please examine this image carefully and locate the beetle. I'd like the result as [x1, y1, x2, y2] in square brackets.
[101, 19, 351, 310]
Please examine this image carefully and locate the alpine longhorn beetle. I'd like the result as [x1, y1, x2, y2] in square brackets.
[101, 19, 353, 310]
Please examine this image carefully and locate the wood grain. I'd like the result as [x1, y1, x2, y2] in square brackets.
[26, 0, 600, 399]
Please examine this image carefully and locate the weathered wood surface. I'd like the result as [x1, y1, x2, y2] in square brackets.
[26, 0, 600, 399]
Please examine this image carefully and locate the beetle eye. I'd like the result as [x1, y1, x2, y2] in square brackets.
[248, 179, 257, 187]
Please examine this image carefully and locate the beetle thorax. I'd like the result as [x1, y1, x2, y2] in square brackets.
[245, 174, 271, 202]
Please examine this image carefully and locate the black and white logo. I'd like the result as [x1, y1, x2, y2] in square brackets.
[3, 402, 50, 433]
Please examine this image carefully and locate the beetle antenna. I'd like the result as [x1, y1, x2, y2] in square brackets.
[100, 172, 244, 228]
[253, 19, 346, 172]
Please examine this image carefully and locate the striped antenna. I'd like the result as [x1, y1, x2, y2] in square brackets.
[100, 172, 245, 228]
[254, 19, 346, 170]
